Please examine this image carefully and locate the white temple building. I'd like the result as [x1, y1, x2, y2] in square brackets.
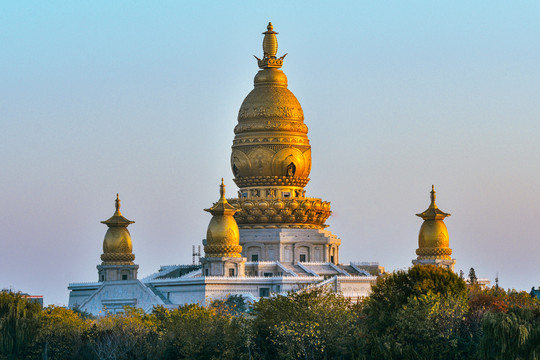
[67, 23, 481, 315]
[68, 24, 383, 314]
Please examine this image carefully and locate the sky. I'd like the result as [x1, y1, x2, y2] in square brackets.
[1, 1, 539, 305]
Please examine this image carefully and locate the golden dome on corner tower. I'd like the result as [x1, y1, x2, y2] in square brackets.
[231, 22, 311, 188]
[415, 186, 452, 260]
[101, 194, 135, 265]
[204, 179, 243, 258]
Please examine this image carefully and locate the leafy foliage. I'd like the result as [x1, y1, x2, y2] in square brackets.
[86, 307, 162, 360]
[151, 303, 245, 360]
[38, 305, 90, 360]
[362, 265, 469, 359]
[251, 287, 362, 359]
[4, 270, 540, 360]
[0, 290, 41, 359]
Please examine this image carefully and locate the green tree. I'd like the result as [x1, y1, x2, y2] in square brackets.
[210, 295, 249, 316]
[468, 268, 478, 285]
[479, 308, 540, 360]
[272, 320, 323, 360]
[362, 265, 469, 359]
[152, 303, 246, 360]
[86, 307, 164, 360]
[363, 265, 467, 334]
[391, 292, 467, 359]
[251, 287, 361, 359]
[0, 290, 41, 359]
[38, 306, 91, 360]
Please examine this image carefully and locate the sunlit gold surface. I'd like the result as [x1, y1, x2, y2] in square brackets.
[231, 23, 330, 229]
[101, 194, 135, 265]
[229, 197, 331, 229]
[415, 186, 452, 260]
[204, 180, 242, 258]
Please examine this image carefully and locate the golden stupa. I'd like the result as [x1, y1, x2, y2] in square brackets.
[229, 23, 331, 229]
[415, 186, 452, 261]
[100, 194, 136, 265]
[204, 179, 243, 258]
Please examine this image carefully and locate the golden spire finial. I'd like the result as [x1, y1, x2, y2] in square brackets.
[205, 179, 238, 216]
[263, 22, 278, 57]
[416, 185, 449, 220]
[220, 178, 226, 200]
[115, 193, 121, 214]
[102, 194, 133, 226]
[255, 22, 287, 69]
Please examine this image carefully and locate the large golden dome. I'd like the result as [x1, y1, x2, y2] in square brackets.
[232, 68, 311, 183]
[204, 180, 242, 258]
[415, 186, 452, 260]
[100, 194, 135, 265]
[229, 23, 330, 230]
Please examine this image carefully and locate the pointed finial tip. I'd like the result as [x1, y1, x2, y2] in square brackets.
[219, 178, 226, 198]
[115, 193, 121, 211]
[432, 185, 435, 191]
[267, 22, 273, 30]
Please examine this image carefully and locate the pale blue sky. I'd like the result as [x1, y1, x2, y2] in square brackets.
[1, 1, 539, 305]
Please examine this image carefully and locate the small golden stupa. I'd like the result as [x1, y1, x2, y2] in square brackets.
[229, 22, 331, 230]
[204, 179, 242, 258]
[413, 186, 455, 270]
[100, 194, 135, 265]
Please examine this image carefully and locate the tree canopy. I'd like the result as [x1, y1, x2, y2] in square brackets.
[2, 269, 539, 360]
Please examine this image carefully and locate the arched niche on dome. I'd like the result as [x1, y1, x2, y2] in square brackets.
[246, 147, 275, 176]
[231, 150, 251, 178]
[272, 147, 310, 178]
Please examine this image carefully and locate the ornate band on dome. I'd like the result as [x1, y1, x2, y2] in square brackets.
[234, 119, 307, 133]
[416, 247, 453, 256]
[101, 252, 135, 265]
[204, 244, 243, 258]
[234, 176, 310, 188]
[239, 224, 325, 230]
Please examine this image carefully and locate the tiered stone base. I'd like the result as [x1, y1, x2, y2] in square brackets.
[229, 197, 331, 229]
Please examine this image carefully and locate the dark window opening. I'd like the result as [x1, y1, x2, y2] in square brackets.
[122, 274, 128, 280]
[229, 268, 235, 276]
[259, 288, 270, 297]
[282, 192, 291, 199]
[101, 275, 104, 282]
[205, 268, 209, 276]
[300, 254, 306, 262]
[330, 255, 335, 264]
[251, 254, 259, 262]
[263, 272, 273, 277]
